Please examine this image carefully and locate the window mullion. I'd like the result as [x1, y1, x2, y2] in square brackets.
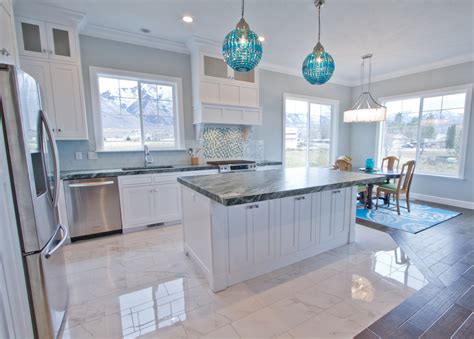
[415, 97, 424, 163]
[137, 82, 145, 149]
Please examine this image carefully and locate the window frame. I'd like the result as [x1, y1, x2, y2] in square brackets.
[282, 93, 339, 168]
[375, 84, 472, 179]
[89, 66, 185, 152]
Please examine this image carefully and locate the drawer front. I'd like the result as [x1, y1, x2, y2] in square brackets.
[119, 174, 153, 186]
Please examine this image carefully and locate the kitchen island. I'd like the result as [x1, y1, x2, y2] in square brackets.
[178, 168, 385, 292]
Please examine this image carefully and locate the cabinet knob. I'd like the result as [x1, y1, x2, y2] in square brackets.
[49, 50, 53, 55]
[58, 128, 62, 132]
[0, 48, 10, 57]
[247, 205, 253, 209]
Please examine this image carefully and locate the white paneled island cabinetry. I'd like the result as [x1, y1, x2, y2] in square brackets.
[181, 185, 357, 292]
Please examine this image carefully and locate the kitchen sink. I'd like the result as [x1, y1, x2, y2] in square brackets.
[122, 166, 174, 171]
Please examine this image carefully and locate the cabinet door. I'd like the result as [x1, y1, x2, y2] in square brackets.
[0, 5, 16, 65]
[19, 58, 57, 131]
[120, 185, 156, 228]
[228, 204, 252, 272]
[297, 194, 314, 250]
[280, 197, 298, 256]
[16, 17, 48, 59]
[155, 183, 181, 222]
[332, 189, 347, 236]
[252, 201, 273, 264]
[49, 63, 87, 139]
[319, 190, 334, 242]
[45, 23, 77, 63]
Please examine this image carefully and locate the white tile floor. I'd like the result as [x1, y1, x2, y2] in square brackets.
[61, 224, 428, 338]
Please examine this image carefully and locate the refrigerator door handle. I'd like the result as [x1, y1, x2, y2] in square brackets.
[39, 109, 61, 208]
[44, 224, 68, 259]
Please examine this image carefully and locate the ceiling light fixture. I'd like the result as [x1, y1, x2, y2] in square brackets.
[302, 0, 335, 85]
[344, 54, 387, 123]
[182, 15, 194, 23]
[222, 0, 263, 72]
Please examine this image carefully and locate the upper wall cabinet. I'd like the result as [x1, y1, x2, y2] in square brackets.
[189, 46, 262, 125]
[0, 0, 18, 65]
[16, 17, 78, 63]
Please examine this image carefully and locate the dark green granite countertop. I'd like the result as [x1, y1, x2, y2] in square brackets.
[60, 161, 282, 180]
[177, 168, 386, 206]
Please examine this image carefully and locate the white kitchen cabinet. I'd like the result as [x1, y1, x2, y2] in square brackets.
[189, 44, 262, 125]
[121, 185, 156, 229]
[16, 17, 77, 63]
[49, 62, 87, 139]
[198, 103, 262, 125]
[20, 58, 88, 139]
[319, 188, 351, 243]
[0, 1, 17, 65]
[119, 170, 218, 231]
[279, 193, 314, 256]
[228, 201, 272, 273]
[155, 182, 181, 223]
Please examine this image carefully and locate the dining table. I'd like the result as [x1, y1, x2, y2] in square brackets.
[355, 168, 402, 209]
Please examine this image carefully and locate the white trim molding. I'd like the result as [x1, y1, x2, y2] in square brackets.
[411, 193, 474, 210]
[89, 66, 185, 152]
[282, 93, 340, 168]
[82, 24, 189, 54]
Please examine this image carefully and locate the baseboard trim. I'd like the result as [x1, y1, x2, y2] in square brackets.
[411, 192, 474, 210]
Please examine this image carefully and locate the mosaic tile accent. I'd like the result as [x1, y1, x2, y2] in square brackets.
[202, 127, 244, 159]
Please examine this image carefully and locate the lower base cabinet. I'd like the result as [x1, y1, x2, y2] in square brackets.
[119, 170, 217, 231]
[181, 185, 358, 292]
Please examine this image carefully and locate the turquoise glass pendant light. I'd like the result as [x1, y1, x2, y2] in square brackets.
[222, 0, 263, 72]
[302, 0, 335, 85]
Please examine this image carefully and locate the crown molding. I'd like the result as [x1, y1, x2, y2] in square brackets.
[365, 53, 474, 86]
[14, 4, 87, 28]
[81, 24, 190, 55]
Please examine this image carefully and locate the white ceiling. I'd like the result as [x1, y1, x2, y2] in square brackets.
[15, 0, 474, 85]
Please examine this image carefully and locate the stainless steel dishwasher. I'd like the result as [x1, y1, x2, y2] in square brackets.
[64, 177, 122, 240]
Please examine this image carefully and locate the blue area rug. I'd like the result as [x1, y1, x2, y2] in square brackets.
[356, 200, 461, 234]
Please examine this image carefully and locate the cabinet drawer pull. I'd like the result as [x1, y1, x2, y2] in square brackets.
[246, 205, 253, 209]
[332, 190, 341, 194]
[294, 196, 306, 201]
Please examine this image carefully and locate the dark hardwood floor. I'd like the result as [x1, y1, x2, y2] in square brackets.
[355, 201, 474, 338]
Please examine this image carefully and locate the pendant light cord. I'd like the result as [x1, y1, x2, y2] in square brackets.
[241, 0, 245, 18]
[317, 3, 321, 42]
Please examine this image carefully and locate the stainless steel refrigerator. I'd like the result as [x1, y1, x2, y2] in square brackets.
[0, 64, 68, 338]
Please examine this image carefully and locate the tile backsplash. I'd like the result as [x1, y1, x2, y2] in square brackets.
[199, 126, 264, 160]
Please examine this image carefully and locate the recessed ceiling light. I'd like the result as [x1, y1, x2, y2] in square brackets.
[140, 28, 151, 33]
[182, 15, 194, 23]
[258, 36, 265, 42]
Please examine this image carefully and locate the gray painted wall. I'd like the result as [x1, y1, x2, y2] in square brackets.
[58, 35, 194, 171]
[349, 61, 474, 203]
[58, 35, 353, 170]
[257, 69, 353, 161]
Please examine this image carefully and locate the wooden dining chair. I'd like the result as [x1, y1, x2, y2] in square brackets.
[335, 158, 368, 206]
[381, 156, 400, 171]
[376, 160, 416, 215]
[334, 158, 352, 171]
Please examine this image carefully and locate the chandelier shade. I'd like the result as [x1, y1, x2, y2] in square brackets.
[344, 54, 387, 123]
[222, 1, 263, 72]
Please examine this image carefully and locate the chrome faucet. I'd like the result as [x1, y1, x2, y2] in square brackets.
[144, 145, 153, 167]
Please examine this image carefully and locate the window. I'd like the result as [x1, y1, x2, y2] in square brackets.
[90, 67, 184, 151]
[283, 94, 338, 168]
[378, 85, 472, 178]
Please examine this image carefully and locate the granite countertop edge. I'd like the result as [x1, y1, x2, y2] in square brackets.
[177, 175, 386, 206]
[60, 161, 283, 180]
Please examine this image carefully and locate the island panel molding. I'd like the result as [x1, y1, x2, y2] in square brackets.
[179, 168, 381, 291]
